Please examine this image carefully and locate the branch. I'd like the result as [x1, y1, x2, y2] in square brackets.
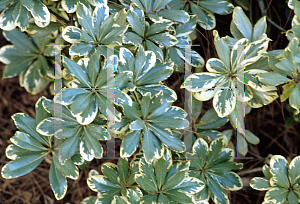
[49, 9, 70, 27]
[257, 0, 286, 32]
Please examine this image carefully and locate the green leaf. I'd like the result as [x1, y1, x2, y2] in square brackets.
[62, 26, 94, 43]
[26, 22, 61, 37]
[165, 161, 190, 181]
[162, 170, 186, 191]
[265, 187, 289, 204]
[0, 45, 35, 78]
[135, 173, 158, 192]
[213, 81, 236, 117]
[199, 0, 234, 15]
[76, 3, 95, 38]
[158, 193, 170, 204]
[62, 56, 91, 87]
[3, 28, 39, 53]
[152, 0, 172, 10]
[287, 191, 298, 204]
[136, 62, 173, 85]
[97, 190, 122, 204]
[81, 129, 104, 160]
[93, 4, 109, 38]
[154, 158, 168, 189]
[14, 2, 30, 31]
[263, 164, 272, 180]
[245, 130, 260, 145]
[148, 32, 178, 47]
[206, 58, 229, 74]
[253, 16, 267, 41]
[10, 131, 47, 151]
[35, 96, 52, 125]
[148, 115, 188, 130]
[70, 93, 98, 125]
[140, 194, 158, 203]
[118, 158, 129, 185]
[119, 99, 141, 120]
[12, 113, 48, 145]
[49, 162, 67, 200]
[125, 188, 142, 204]
[181, 73, 224, 92]
[1, 153, 47, 179]
[123, 31, 143, 46]
[52, 154, 79, 180]
[281, 83, 297, 102]
[289, 84, 300, 114]
[101, 163, 120, 186]
[145, 39, 164, 62]
[111, 196, 128, 204]
[81, 196, 97, 204]
[158, 9, 189, 23]
[120, 130, 141, 158]
[189, 138, 209, 169]
[142, 127, 159, 163]
[146, 21, 172, 36]
[209, 172, 243, 190]
[127, 10, 144, 37]
[0, 4, 16, 30]
[22, 59, 50, 94]
[5, 144, 43, 160]
[190, 2, 215, 30]
[169, 177, 205, 194]
[231, 38, 248, 71]
[206, 137, 226, 168]
[232, 6, 252, 40]
[164, 191, 192, 203]
[270, 168, 290, 189]
[208, 160, 243, 173]
[69, 43, 94, 56]
[213, 30, 231, 69]
[242, 37, 270, 67]
[205, 174, 229, 204]
[258, 72, 291, 86]
[87, 175, 120, 192]
[289, 156, 300, 185]
[250, 177, 271, 190]
[197, 108, 229, 130]
[270, 155, 289, 175]
[22, 0, 50, 25]
[0, 0, 14, 8]
[148, 123, 185, 152]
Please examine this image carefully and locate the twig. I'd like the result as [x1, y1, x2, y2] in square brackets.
[237, 167, 262, 176]
[49, 9, 69, 27]
[257, 0, 286, 32]
[170, 74, 184, 89]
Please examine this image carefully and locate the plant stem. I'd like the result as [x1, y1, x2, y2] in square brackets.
[237, 167, 262, 176]
[257, 0, 286, 32]
[49, 9, 69, 27]
[133, 89, 142, 105]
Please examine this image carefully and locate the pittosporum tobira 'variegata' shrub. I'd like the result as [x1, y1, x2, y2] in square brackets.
[1, 0, 300, 203]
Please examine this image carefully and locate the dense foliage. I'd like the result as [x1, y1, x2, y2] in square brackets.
[0, 0, 300, 203]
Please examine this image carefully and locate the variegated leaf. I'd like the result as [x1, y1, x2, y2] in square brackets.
[181, 73, 224, 92]
[49, 162, 68, 200]
[190, 2, 215, 30]
[149, 32, 178, 47]
[232, 6, 252, 40]
[264, 187, 289, 204]
[213, 81, 236, 118]
[250, 177, 271, 191]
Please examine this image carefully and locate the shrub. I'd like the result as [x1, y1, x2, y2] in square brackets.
[0, 0, 300, 203]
